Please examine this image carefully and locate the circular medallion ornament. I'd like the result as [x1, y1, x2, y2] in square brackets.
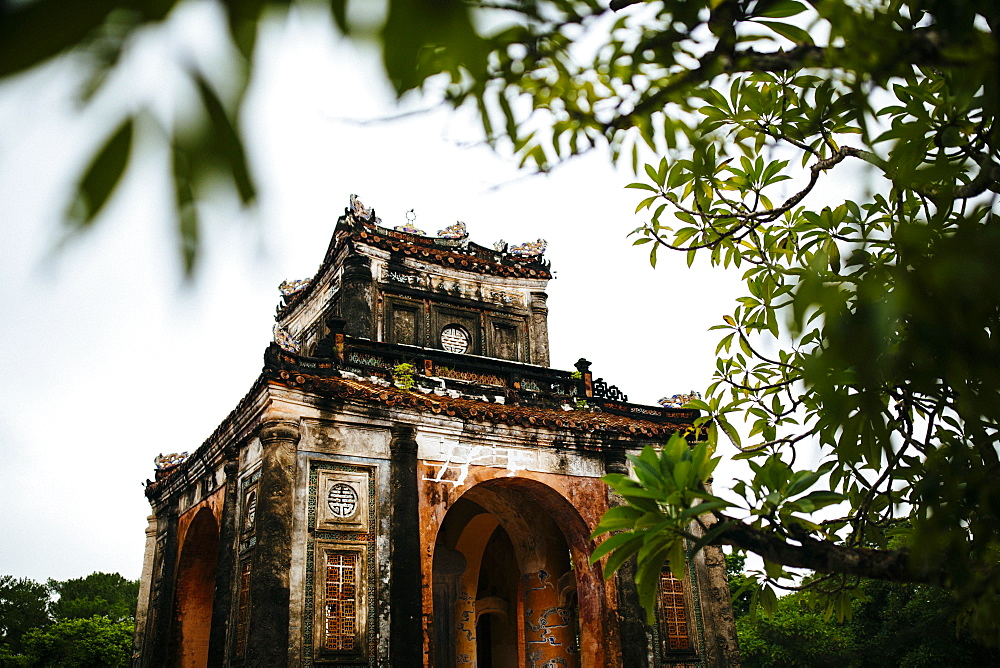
[245, 491, 257, 529]
[441, 325, 470, 354]
[327, 483, 359, 518]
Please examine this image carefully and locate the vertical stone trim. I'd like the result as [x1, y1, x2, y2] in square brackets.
[341, 253, 374, 339]
[132, 514, 158, 665]
[604, 448, 653, 668]
[528, 291, 550, 367]
[146, 501, 179, 668]
[431, 547, 466, 668]
[208, 458, 240, 665]
[389, 424, 422, 667]
[246, 415, 300, 667]
[689, 508, 742, 667]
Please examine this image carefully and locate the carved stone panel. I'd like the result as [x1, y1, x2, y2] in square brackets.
[315, 470, 370, 533]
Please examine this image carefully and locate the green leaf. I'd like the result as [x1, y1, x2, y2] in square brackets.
[67, 117, 133, 229]
[193, 72, 256, 205]
[755, 20, 815, 45]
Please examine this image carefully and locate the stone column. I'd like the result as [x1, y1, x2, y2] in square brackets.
[528, 292, 550, 367]
[341, 253, 374, 339]
[431, 546, 467, 668]
[146, 501, 179, 668]
[132, 514, 158, 666]
[390, 425, 423, 666]
[246, 414, 300, 667]
[208, 458, 240, 665]
[604, 448, 653, 667]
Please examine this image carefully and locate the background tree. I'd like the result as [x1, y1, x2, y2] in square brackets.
[0, 576, 50, 658]
[17, 616, 133, 668]
[727, 552, 1000, 666]
[48, 573, 139, 623]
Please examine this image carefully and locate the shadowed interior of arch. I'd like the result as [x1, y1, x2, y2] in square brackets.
[432, 478, 599, 667]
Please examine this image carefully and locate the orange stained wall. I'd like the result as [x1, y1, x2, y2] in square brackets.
[419, 464, 622, 667]
[170, 487, 226, 668]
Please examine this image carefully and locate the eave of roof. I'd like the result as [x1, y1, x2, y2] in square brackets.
[270, 371, 694, 440]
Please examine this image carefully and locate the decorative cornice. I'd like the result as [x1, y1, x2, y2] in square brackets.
[269, 370, 695, 440]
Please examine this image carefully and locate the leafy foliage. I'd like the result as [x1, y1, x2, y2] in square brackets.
[0, 576, 51, 657]
[727, 557, 1000, 667]
[424, 0, 999, 641]
[48, 572, 139, 623]
[17, 616, 133, 668]
[589, 435, 730, 619]
[736, 593, 852, 668]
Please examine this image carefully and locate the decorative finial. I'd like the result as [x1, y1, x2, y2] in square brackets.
[279, 278, 311, 297]
[273, 323, 301, 353]
[509, 238, 547, 258]
[394, 209, 425, 235]
[437, 221, 469, 239]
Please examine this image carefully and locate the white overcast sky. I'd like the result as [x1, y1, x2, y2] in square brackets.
[0, 4, 752, 582]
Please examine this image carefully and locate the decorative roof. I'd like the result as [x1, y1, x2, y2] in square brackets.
[269, 370, 695, 439]
[275, 194, 552, 319]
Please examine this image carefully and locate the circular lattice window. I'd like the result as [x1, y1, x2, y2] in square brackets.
[327, 483, 359, 518]
[441, 325, 470, 354]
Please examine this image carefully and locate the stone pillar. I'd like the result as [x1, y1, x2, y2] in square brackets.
[132, 514, 158, 666]
[528, 292, 550, 367]
[604, 448, 653, 668]
[431, 547, 467, 668]
[146, 501, 179, 668]
[245, 414, 300, 667]
[688, 490, 742, 667]
[390, 425, 423, 666]
[208, 458, 240, 665]
[341, 253, 374, 339]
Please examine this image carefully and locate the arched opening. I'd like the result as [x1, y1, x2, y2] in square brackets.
[432, 477, 600, 667]
[168, 507, 219, 667]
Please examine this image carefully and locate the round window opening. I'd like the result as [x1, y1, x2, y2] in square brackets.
[441, 325, 470, 354]
[327, 483, 358, 518]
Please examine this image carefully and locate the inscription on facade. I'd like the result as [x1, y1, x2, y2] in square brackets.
[421, 439, 537, 487]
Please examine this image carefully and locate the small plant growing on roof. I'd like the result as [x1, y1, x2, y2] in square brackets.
[392, 362, 417, 391]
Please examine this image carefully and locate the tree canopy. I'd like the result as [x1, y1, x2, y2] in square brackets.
[48, 572, 139, 623]
[3, 0, 998, 640]
[0, 572, 137, 665]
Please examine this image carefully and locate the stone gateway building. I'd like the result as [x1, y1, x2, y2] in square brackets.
[133, 196, 740, 667]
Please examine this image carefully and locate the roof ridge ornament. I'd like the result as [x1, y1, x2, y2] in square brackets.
[394, 208, 425, 235]
[349, 193, 381, 224]
[658, 391, 702, 408]
[509, 238, 547, 258]
[279, 278, 311, 297]
[155, 452, 190, 469]
[437, 221, 468, 239]
[273, 323, 301, 353]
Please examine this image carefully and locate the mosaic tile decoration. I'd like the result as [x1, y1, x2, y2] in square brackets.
[305, 462, 377, 666]
[437, 221, 468, 239]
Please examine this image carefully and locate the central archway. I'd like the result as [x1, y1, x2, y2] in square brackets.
[168, 507, 219, 668]
[431, 477, 604, 668]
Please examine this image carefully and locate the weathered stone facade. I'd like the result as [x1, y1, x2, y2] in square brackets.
[134, 196, 740, 667]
